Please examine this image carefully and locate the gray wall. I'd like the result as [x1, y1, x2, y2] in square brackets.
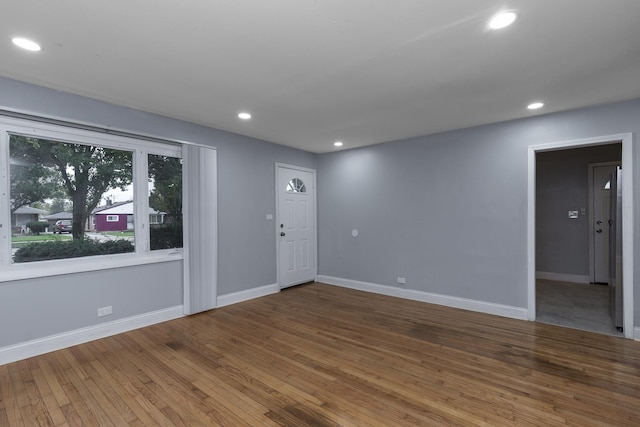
[536, 144, 621, 276]
[0, 262, 182, 347]
[0, 76, 316, 348]
[318, 98, 640, 323]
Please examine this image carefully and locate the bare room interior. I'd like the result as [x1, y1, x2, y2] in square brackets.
[1, 1, 640, 425]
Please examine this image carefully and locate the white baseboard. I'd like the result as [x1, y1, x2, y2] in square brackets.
[317, 275, 528, 321]
[1, 283, 281, 366]
[217, 283, 279, 308]
[634, 327, 640, 342]
[0, 306, 184, 366]
[536, 271, 590, 284]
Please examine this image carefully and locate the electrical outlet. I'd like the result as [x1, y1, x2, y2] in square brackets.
[97, 306, 113, 317]
[397, 277, 406, 285]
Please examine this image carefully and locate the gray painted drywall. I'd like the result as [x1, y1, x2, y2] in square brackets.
[318, 98, 640, 326]
[0, 76, 315, 349]
[536, 144, 621, 277]
[0, 262, 182, 347]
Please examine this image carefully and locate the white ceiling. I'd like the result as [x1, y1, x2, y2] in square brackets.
[2, 1, 640, 153]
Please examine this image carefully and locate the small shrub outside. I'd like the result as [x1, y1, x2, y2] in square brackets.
[14, 239, 134, 263]
[25, 221, 50, 235]
[150, 224, 183, 250]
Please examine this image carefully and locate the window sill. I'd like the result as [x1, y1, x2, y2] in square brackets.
[0, 250, 183, 283]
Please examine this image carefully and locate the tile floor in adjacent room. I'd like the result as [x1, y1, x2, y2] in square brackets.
[536, 279, 623, 337]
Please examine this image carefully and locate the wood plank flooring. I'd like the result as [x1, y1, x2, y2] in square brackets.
[2, 283, 640, 426]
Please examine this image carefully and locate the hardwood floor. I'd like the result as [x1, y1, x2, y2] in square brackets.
[2, 283, 640, 426]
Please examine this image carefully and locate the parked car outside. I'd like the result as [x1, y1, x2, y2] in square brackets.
[53, 220, 73, 234]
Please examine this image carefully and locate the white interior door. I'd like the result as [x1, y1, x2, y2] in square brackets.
[608, 167, 623, 328]
[592, 165, 617, 283]
[277, 165, 316, 288]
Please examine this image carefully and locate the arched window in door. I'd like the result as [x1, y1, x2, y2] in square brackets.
[286, 178, 306, 193]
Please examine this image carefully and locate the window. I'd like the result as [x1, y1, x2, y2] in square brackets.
[286, 178, 306, 193]
[0, 114, 182, 277]
[9, 134, 134, 263]
[148, 154, 183, 250]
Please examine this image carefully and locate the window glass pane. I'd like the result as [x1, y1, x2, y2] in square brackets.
[9, 134, 135, 263]
[148, 154, 183, 250]
[286, 178, 306, 193]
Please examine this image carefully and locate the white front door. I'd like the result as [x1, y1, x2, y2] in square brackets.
[592, 165, 617, 283]
[277, 164, 316, 288]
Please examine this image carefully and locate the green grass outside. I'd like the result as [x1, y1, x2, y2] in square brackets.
[11, 231, 134, 249]
[102, 231, 135, 237]
[11, 233, 72, 248]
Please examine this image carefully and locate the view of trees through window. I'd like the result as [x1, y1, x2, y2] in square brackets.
[8, 134, 183, 262]
[148, 154, 183, 250]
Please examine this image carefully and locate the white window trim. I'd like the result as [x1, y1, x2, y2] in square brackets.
[2, 250, 183, 282]
[106, 215, 120, 222]
[0, 114, 183, 282]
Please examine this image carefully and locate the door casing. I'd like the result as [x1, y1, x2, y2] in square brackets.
[527, 133, 634, 338]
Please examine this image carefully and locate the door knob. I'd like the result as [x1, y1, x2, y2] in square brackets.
[280, 232, 286, 237]
[596, 229, 603, 233]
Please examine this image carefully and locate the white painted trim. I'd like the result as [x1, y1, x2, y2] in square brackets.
[527, 146, 537, 321]
[0, 130, 10, 265]
[634, 327, 640, 342]
[528, 133, 634, 339]
[217, 283, 280, 308]
[0, 251, 183, 283]
[587, 161, 621, 283]
[275, 163, 318, 290]
[317, 275, 528, 321]
[0, 305, 184, 366]
[0, 105, 196, 149]
[535, 271, 590, 284]
[621, 134, 634, 339]
[0, 114, 181, 157]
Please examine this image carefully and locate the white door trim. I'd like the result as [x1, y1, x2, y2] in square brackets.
[587, 161, 621, 284]
[275, 163, 318, 288]
[527, 133, 634, 339]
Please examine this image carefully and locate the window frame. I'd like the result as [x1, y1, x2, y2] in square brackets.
[0, 115, 183, 282]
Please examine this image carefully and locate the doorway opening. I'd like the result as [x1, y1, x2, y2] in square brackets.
[527, 133, 634, 339]
[536, 146, 621, 336]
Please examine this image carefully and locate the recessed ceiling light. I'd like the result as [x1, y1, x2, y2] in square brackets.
[334, 141, 343, 147]
[488, 11, 517, 30]
[527, 102, 544, 110]
[238, 112, 252, 120]
[12, 37, 41, 51]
